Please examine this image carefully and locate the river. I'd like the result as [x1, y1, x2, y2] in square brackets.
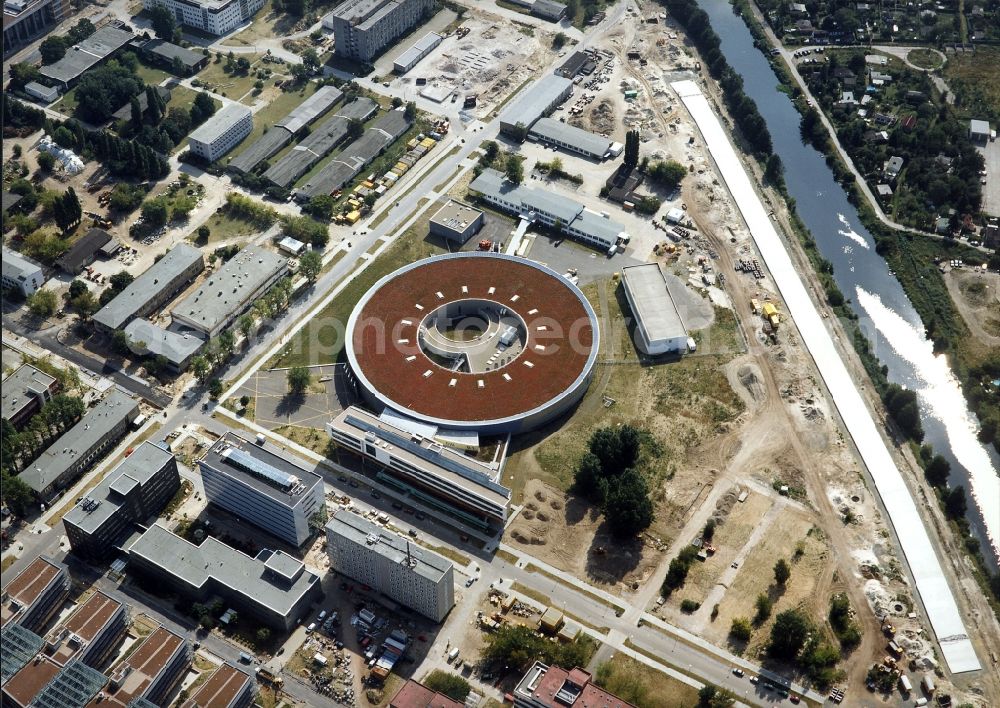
[696, 0, 1000, 569]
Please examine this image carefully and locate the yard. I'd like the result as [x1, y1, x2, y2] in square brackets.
[197, 54, 270, 103]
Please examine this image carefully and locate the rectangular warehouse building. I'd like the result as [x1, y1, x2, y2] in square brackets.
[263, 97, 378, 188]
[528, 117, 619, 160]
[229, 85, 344, 174]
[429, 200, 483, 243]
[93, 243, 204, 334]
[123, 319, 206, 372]
[327, 406, 511, 532]
[326, 509, 454, 622]
[199, 433, 326, 547]
[499, 74, 572, 136]
[1, 246, 45, 296]
[142, 0, 265, 36]
[39, 24, 134, 88]
[620, 263, 688, 355]
[171, 245, 288, 337]
[63, 441, 180, 560]
[1, 364, 57, 430]
[393, 31, 442, 73]
[128, 523, 323, 631]
[325, 0, 435, 63]
[0, 556, 69, 633]
[189, 102, 253, 163]
[18, 389, 139, 501]
[295, 109, 411, 201]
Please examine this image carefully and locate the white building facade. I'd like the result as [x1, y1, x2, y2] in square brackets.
[142, 0, 265, 36]
[188, 103, 253, 162]
[2, 246, 45, 296]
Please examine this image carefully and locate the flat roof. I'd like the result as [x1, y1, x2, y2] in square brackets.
[34, 660, 108, 708]
[201, 432, 323, 505]
[1, 624, 44, 683]
[128, 524, 320, 617]
[327, 509, 453, 583]
[390, 679, 464, 708]
[515, 662, 634, 708]
[55, 228, 112, 272]
[61, 590, 124, 644]
[263, 97, 378, 188]
[180, 663, 252, 708]
[123, 319, 205, 366]
[277, 85, 344, 134]
[19, 389, 139, 494]
[529, 117, 611, 157]
[394, 32, 442, 69]
[171, 245, 287, 334]
[296, 109, 411, 200]
[94, 244, 204, 331]
[500, 74, 572, 129]
[39, 25, 134, 84]
[1, 364, 56, 421]
[102, 626, 185, 704]
[2, 245, 43, 282]
[63, 441, 175, 535]
[429, 200, 482, 233]
[621, 264, 686, 344]
[1, 556, 64, 627]
[3, 654, 61, 706]
[970, 118, 990, 134]
[189, 102, 251, 146]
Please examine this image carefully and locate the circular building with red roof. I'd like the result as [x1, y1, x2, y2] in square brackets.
[346, 252, 600, 434]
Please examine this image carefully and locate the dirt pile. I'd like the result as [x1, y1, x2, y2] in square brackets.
[737, 365, 765, 402]
[588, 99, 616, 134]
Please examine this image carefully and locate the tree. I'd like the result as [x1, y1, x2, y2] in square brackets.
[698, 685, 736, 708]
[218, 330, 236, 358]
[647, 159, 686, 188]
[67, 279, 89, 301]
[9, 63, 41, 91]
[764, 153, 784, 185]
[482, 140, 500, 165]
[70, 290, 98, 316]
[39, 36, 68, 64]
[573, 452, 607, 504]
[505, 154, 525, 185]
[108, 271, 134, 295]
[944, 485, 967, 519]
[754, 593, 772, 624]
[111, 329, 132, 355]
[208, 379, 224, 400]
[256, 628, 271, 643]
[190, 91, 217, 126]
[703, 519, 716, 542]
[347, 118, 365, 140]
[74, 63, 144, 124]
[149, 4, 177, 40]
[729, 617, 752, 642]
[299, 250, 322, 282]
[240, 395, 251, 409]
[552, 32, 568, 50]
[404, 101, 417, 121]
[302, 48, 320, 73]
[145, 85, 164, 125]
[623, 129, 640, 169]
[191, 355, 210, 383]
[130, 96, 143, 128]
[768, 609, 811, 661]
[589, 425, 641, 473]
[66, 18, 96, 44]
[774, 558, 791, 586]
[197, 225, 211, 241]
[423, 671, 471, 702]
[924, 454, 950, 487]
[53, 188, 81, 231]
[288, 366, 310, 395]
[238, 314, 254, 340]
[602, 468, 653, 537]
[304, 194, 336, 220]
[141, 198, 170, 228]
[37, 151, 56, 172]
[27, 289, 58, 318]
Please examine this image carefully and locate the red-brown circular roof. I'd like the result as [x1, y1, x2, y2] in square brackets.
[346, 253, 599, 429]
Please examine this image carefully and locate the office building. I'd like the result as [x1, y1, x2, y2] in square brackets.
[171, 245, 288, 337]
[18, 389, 140, 501]
[128, 523, 323, 631]
[3, 0, 70, 51]
[180, 662, 254, 708]
[100, 625, 189, 706]
[428, 200, 483, 243]
[325, 0, 434, 63]
[188, 102, 253, 162]
[469, 168, 628, 250]
[513, 663, 635, 708]
[528, 118, 620, 160]
[1, 364, 58, 430]
[390, 679, 464, 708]
[326, 509, 454, 622]
[142, 0, 265, 36]
[94, 243, 204, 334]
[123, 319, 206, 372]
[63, 441, 180, 560]
[1, 246, 45, 296]
[393, 31, 442, 73]
[39, 24, 134, 88]
[199, 433, 325, 547]
[0, 556, 69, 632]
[620, 264, 688, 355]
[55, 227, 115, 275]
[498, 74, 572, 135]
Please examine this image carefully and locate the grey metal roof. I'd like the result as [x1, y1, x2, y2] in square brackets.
[55, 228, 112, 273]
[264, 98, 378, 189]
[93, 244, 204, 332]
[229, 127, 292, 174]
[1, 364, 56, 422]
[189, 102, 251, 146]
[621, 263, 687, 343]
[128, 523, 320, 615]
[18, 389, 139, 494]
[32, 659, 108, 708]
[123, 319, 206, 366]
[532, 0, 566, 19]
[2, 191, 23, 212]
[468, 168, 522, 201]
[327, 508, 453, 583]
[39, 25, 134, 84]
[200, 432, 323, 506]
[140, 38, 205, 69]
[111, 85, 172, 123]
[970, 118, 990, 134]
[393, 32, 442, 70]
[171, 245, 287, 334]
[570, 209, 626, 243]
[329, 0, 390, 22]
[500, 74, 572, 129]
[62, 441, 174, 535]
[1, 624, 44, 683]
[529, 117, 612, 157]
[296, 109, 411, 200]
[276, 85, 344, 134]
[521, 188, 583, 224]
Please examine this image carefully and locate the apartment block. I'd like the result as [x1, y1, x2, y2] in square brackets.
[1, 364, 58, 430]
[0, 556, 69, 633]
[142, 0, 265, 36]
[325, 0, 434, 63]
[1, 246, 45, 297]
[188, 102, 253, 162]
[326, 509, 454, 622]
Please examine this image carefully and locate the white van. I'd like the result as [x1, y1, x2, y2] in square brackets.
[447, 647, 460, 663]
[306, 622, 316, 633]
[318, 610, 327, 621]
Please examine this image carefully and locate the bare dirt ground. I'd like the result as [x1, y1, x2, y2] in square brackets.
[944, 267, 1000, 345]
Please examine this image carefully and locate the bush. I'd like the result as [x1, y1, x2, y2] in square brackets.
[423, 671, 471, 702]
[753, 593, 772, 624]
[662, 546, 699, 595]
[730, 617, 752, 642]
[680, 599, 701, 613]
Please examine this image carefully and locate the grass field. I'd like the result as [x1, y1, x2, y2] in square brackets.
[198, 208, 263, 244]
[165, 85, 199, 113]
[906, 48, 943, 70]
[218, 0, 304, 47]
[134, 60, 172, 87]
[593, 655, 700, 708]
[198, 56, 267, 103]
[943, 46, 1000, 123]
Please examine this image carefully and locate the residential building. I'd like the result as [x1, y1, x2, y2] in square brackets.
[970, 118, 991, 143]
[93, 243, 204, 334]
[98, 625, 189, 706]
[171, 245, 288, 337]
[39, 24, 134, 88]
[390, 679, 464, 708]
[326, 509, 455, 622]
[55, 227, 115, 275]
[134, 37, 209, 74]
[188, 102, 253, 162]
[123, 319, 206, 372]
[325, 0, 434, 63]
[180, 662, 254, 708]
[0, 556, 69, 632]
[198, 432, 325, 547]
[883, 155, 904, 179]
[620, 263, 689, 355]
[527, 117, 619, 160]
[142, 0, 265, 36]
[513, 663, 635, 708]
[18, 389, 140, 501]
[128, 523, 323, 631]
[1, 246, 45, 296]
[428, 200, 483, 243]
[63, 441, 180, 560]
[17, 659, 109, 708]
[469, 168, 628, 250]
[326, 406, 511, 531]
[2, 0, 70, 51]
[498, 74, 572, 135]
[1, 364, 58, 429]
[393, 31, 442, 73]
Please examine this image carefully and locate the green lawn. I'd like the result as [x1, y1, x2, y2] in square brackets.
[197, 55, 267, 103]
[594, 655, 700, 708]
[134, 60, 173, 87]
[51, 88, 79, 117]
[196, 209, 261, 244]
[165, 85, 199, 112]
[228, 82, 320, 160]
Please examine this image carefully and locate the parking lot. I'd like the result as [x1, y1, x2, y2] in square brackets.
[234, 364, 357, 432]
[976, 139, 1000, 216]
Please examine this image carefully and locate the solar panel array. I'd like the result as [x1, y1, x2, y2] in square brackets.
[222, 447, 298, 491]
